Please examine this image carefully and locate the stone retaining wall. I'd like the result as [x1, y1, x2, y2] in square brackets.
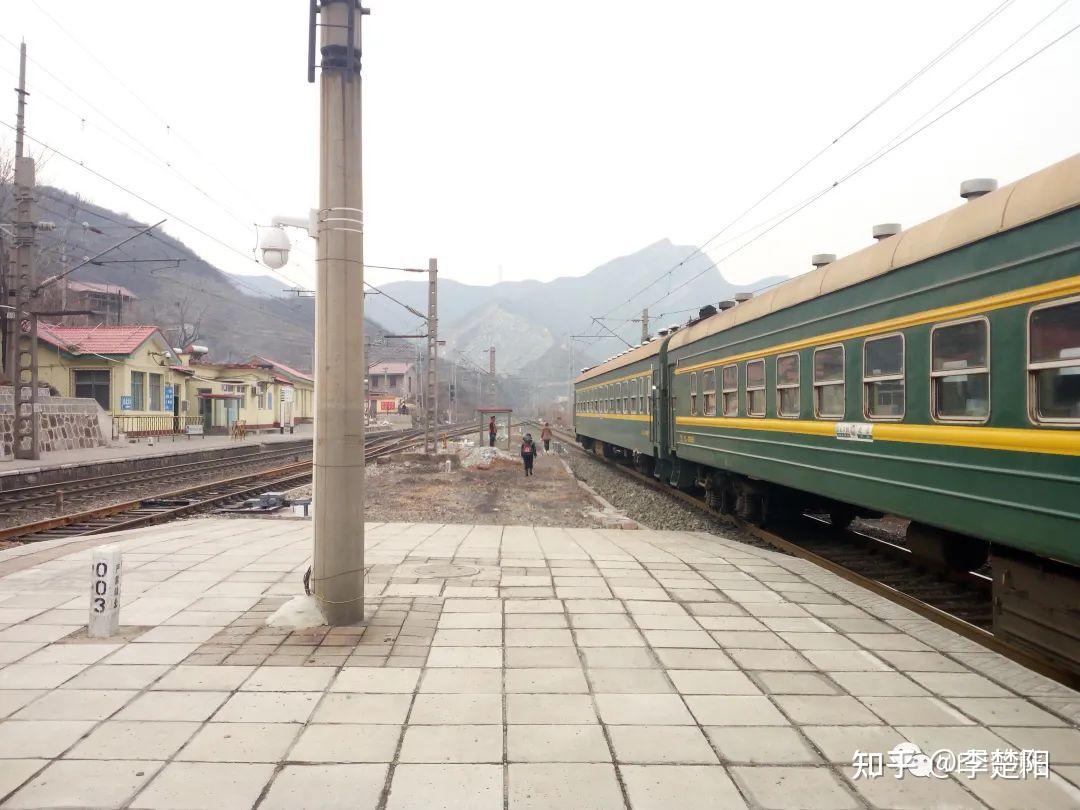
[0, 388, 110, 460]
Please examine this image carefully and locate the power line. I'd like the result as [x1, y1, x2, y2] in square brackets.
[586, 0, 1020, 330]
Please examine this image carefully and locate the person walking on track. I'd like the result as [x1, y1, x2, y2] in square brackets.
[540, 421, 552, 453]
[488, 416, 497, 448]
[521, 432, 537, 476]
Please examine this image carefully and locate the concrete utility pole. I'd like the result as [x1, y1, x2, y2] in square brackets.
[310, 1, 368, 625]
[5, 42, 41, 460]
[640, 308, 649, 343]
[424, 257, 438, 452]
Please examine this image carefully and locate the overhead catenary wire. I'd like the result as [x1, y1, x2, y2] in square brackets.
[588, 0, 1019, 329]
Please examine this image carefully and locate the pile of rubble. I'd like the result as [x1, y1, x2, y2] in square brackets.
[461, 446, 517, 469]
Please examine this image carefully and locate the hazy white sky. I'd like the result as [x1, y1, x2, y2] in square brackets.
[3, 0, 1079, 326]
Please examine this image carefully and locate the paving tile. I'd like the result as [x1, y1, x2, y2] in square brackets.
[607, 725, 719, 764]
[13, 688, 136, 721]
[654, 648, 736, 670]
[645, 629, 718, 648]
[989, 726, 1080, 763]
[437, 612, 503, 629]
[425, 646, 503, 668]
[399, 724, 502, 763]
[827, 670, 929, 697]
[801, 725, 908, 763]
[574, 629, 646, 647]
[150, 665, 254, 691]
[947, 697, 1068, 727]
[893, 725, 1013, 760]
[667, 669, 761, 695]
[432, 629, 503, 646]
[0, 719, 96, 758]
[686, 695, 790, 726]
[506, 667, 587, 693]
[710, 630, 790, 649]
[410, 693, 503, 724]
[872, 650, 967, 672]
[505, 628, 574, 647]
[504, 613, 568, 629]
[3, 758, 156, 809]
[580, 647, 657, 668]
[728, 649, 814, 671]
[21, 642, 122, 665]
[508, 763, 624, 810]
[331, 667, 421, 693]
[0, 642, 46, 665]
[106, 643, 199, 665]
[732, 765, 859, 809]
[961, 770, 1080, 809]
[506, 693, 598, 724]
[773, 695, 881, 725]
[587, 667, 673, 694]
[0, 689, 45, 718]
[906, 671, 1012, 697]
[177, 722, 300, 762]
[419, 668, 503, 693]
[859, 695, 974, 726]
[705, 725, 821, 764]
[66, 720, 201, 760]
[311, 692, 412, 724]
[0, 664, 87, 690]
[505, 646, 580, 668]
[802, 650, 889, 671]
[131, 761, 274, 809]
[840, 765, 984, 809]
[0, 759, 47, 802]
[596, 693, 695, 725]
[507, 724, 611, 762]
[115, 690, 229, 722]
[388, 763, 503, 810]
[778, 632, 859, 651]
[751, 671, 839, 695]
[240, 665, 335, 691]
[213, 691, 321, 723]
[261, 764, 388, 810]
[620, 764, 747, 809]
[289, 724, 401, 762]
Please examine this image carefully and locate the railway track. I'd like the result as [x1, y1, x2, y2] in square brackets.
[548, 424, 1079, 689]
[0, 424, 477, 546]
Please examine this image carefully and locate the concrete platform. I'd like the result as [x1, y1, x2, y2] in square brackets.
[0, 424, 313, 481]
[0, 518, 1077, 809]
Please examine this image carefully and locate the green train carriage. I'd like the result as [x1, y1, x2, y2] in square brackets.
[575, 152, 1080, 671]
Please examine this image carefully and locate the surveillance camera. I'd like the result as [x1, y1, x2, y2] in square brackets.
[258, 226, 291, 270]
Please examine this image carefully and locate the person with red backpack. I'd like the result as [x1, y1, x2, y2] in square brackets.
[520, 432, 537, 476]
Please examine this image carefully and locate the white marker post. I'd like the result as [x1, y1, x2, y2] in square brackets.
[88, 545, 122, 637]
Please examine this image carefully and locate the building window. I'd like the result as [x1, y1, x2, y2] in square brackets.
[689, 372, 698, 416]
[864, 334, 905, 420]
[1029, 298, 1080, 423]
[74, 369, 110, 410]
[149, 373, 163, 411]
[813, 345, 845, 419]
[702, 369, 716, 416]
[931, 318, 989, 422]
[130, 371, 145, 410]
[776, 353, 800, 418]
[722, 364, 738, 416]
[746, 359, 766, 417]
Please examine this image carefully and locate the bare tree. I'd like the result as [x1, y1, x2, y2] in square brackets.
[169, 297, 207, 347]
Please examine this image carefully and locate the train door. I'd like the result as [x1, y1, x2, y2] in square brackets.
[650, 366, 658, 444]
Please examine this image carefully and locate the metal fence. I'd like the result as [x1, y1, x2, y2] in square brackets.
[112, 415, 204, 439]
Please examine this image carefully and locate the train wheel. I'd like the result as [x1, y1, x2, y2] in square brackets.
[828, 504, 858, 530]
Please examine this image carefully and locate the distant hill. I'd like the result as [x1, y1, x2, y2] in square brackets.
[7, 187, 391, 369]
[362, 238, 787, 381]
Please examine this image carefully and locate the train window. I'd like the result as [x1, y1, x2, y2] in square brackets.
[702, 369, 716, 415]
[776, 353, 800, 418]
[931, 318, 989, 422]
[722, 365, 738, 416]
[631, 380, 638, 414]
[689, 372, 698, 416]
[864, 334, 905, 420]
[814, 345, 845, 419]
[1029, 299, 1080, 423]
[623, 382, 630, 413]
[639, 378, 646, 414]
[746, 360, 766, 417]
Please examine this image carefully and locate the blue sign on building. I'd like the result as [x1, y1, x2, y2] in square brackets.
[164, 385, 175, 412]
[120, 395, 133, 411]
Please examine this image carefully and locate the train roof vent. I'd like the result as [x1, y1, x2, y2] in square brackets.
[733, 292, 754, 303]
[872, 223, 901, 240]
[698, 304, 718, 319]
[960, 178, 997, 200]
[717, 299, 737, 311]
[657, 328, 670, 337]
[811, 253, 836, 268]
[666, 324, 680, 333]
